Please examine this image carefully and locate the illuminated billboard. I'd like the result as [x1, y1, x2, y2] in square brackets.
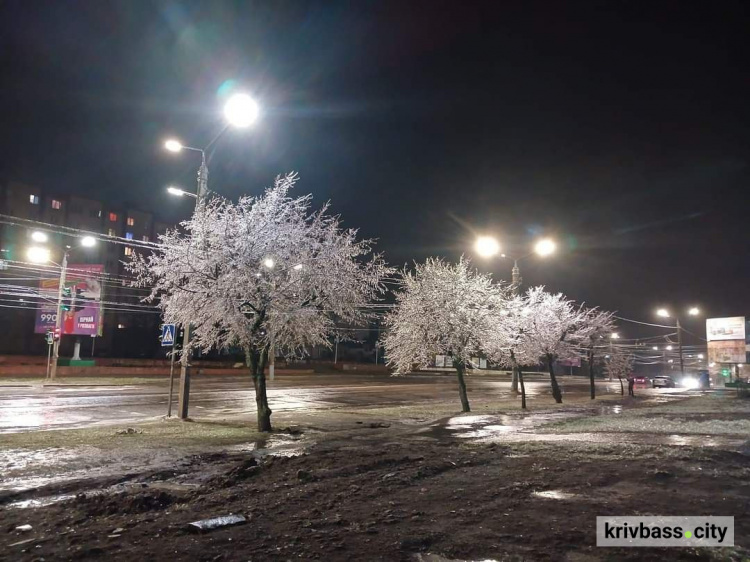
[34, 264, 104, 336]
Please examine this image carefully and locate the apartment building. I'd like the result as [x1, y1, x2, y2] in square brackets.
[0, 180, 172, 357]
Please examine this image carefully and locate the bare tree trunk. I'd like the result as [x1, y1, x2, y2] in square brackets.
[454, 359, 471, 412]
[547, 353, 563, 404]
[248, 345, 272, 432]
[617, 375, 624, 396]
[519, 366, 527, 410]
[511, 364, 519, 394]
[588, 348, 596, 400]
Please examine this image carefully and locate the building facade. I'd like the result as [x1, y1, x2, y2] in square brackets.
[0, 180, 173, 358]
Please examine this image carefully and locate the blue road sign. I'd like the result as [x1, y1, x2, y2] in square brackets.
[161, 324, 176, 347]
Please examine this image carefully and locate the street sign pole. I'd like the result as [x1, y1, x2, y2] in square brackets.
[167, 339, 176, 417]
[45, 332, 53, 379]
[161, 323, 177, 418]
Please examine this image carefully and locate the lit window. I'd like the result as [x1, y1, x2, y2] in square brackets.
[142, 235, 150, 242]
[107, 228, 116, 236]
[117, 323, 126, 329]
[109, 212, 117, 222]
[29, 195, 40, 205]
[127, 217, 135, 226]
[51, 199, 62, 210]
[125, 232, 134, 240]
[124, 247, 133, 256]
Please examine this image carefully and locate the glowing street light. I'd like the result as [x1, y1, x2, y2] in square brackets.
[534, 238, 556, 257]
[27, 246, 51, 263]
[263, 258, 275, 269]
[167, 186, 197, 199]
[652, 346, 659, 350]
[80, 236, 97, 248]
[224, 93, 259, 128]
[31, 231, 48, 243]
[164, 139, 183, 153]
[473, 235, 557, 294]
[474, 236, 500, 258]
[293, 263, 304, 271]
[697, 353, 704, 359]
[655, 306, 702, 377]
[666, 345, 673, 351]
[610, 332, 620, 339]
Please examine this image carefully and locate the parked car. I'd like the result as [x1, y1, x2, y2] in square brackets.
[633, 375, 649, 384]
[652, 375, 676, 388]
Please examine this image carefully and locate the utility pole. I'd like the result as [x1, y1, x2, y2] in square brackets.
[177, 151, 208, 419]
[48, 251, 68, 379]
[676, 317, 685, 377]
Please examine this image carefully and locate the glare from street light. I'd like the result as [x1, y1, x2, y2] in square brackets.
[164, 139, 183, 152]
[224, 93, 259, 128]
[474, 236, 500, 258]
[656, 308, 670, 318]
[688, 307, 700, 316]
[263, 258, 275, 269]
[167, 186, 185, 197]
[80, 236, 97, 248]
[534, 238, 556, 257]
[27, 247, 51, 263]
[31, 231, 48, 243]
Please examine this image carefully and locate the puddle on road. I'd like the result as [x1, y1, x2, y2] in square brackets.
[228, 433, 308, 458]
[532, 489, 577, 500]
[7, 493, 77, 509]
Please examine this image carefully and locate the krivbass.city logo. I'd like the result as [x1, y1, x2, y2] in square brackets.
[597, 516, 734, 547]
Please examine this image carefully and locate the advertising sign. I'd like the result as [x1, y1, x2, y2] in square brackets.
[706, 317, 746, 342]
[34, 264, 104, 336]
[707, 340, 746, 364]
[558, 356, 582, 368]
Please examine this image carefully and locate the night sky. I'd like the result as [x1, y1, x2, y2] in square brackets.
[2, 1, 749, 342]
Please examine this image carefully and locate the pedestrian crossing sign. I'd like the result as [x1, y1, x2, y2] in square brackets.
[161, 323, 176, 347]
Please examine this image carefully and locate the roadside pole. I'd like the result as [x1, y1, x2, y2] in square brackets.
[167, 339, 176, 417]
[45, 331, 53, 379]
[161, 323, 177, 418]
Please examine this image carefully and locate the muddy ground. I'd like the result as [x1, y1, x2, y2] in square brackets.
[1, 394, 748, 561]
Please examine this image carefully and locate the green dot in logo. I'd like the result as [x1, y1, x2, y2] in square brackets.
[685, 531, 693, 539]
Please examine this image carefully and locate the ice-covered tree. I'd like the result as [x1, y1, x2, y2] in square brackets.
[577, 308, 617, 400]
[522, 287, 589, 404]
[484, 294, 539, 409]
[605, 348, 634, 395]
[383, 258, 506, 412]
[128, 173, 390, 431]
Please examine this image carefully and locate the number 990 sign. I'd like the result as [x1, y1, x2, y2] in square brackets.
[39, 313, 58, 322]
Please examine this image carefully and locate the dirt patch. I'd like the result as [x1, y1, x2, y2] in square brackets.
[1, 395, 749, 560]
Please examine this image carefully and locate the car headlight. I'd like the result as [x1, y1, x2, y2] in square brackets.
[682, 377, 698, 389]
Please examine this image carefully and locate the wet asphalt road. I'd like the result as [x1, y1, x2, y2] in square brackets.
[0, 373, 654, 433]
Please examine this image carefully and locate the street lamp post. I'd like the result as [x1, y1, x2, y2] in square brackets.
[27, 235, 97, 379]
[474, 236, 556, 295]
[474, 235, 557, 392]
[164, 93, 259, 420]
[656, 307, 700, 378]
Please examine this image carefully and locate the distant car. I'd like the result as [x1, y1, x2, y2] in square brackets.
[633, 375, 649, 384]
[652, 375, 676, 388]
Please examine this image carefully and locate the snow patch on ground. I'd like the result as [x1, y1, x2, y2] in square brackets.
[541, 415, 750, 436]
